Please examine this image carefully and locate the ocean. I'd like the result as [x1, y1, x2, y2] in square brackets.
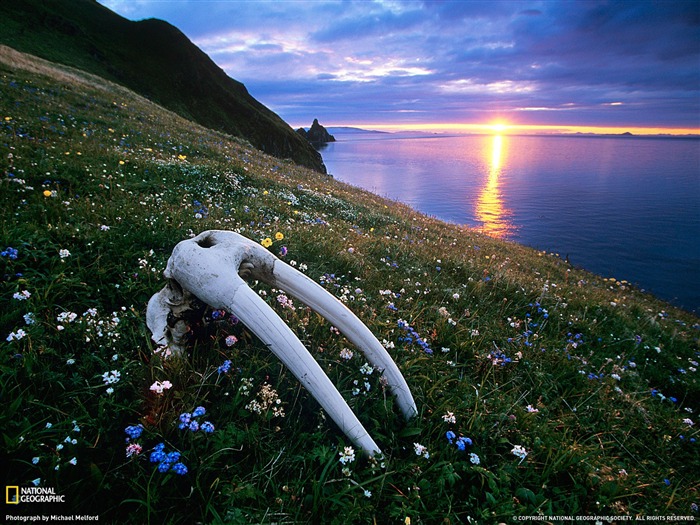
[319, 131, 700, 312]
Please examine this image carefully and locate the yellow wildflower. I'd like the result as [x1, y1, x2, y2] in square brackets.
[178, 154, 187, 161]
[118, 160, 125, 165]
[43, 190, 52, 197]
[261, 238, 273, 248]
[275, 232, 284, 241]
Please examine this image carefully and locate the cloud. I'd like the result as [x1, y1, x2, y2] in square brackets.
[98, 0, 699, 130]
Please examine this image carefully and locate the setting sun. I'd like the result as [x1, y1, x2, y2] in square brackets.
[489, 121, 509, 133]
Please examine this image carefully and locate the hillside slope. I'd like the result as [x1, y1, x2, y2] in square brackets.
[0, 0, 327, 173]
[1, 47, 699, 523]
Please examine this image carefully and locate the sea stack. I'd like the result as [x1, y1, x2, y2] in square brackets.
[297, 119, 336, 143]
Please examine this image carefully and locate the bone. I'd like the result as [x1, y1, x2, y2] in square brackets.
[146, 230, 417, 455]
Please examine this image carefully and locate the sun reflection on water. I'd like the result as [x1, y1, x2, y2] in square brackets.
[474, 134, 514, 238]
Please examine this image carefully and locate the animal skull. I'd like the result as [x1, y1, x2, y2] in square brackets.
[146, 230, 417, 455]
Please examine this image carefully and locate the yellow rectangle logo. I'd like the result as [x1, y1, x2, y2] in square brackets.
[6, 485, 19, 504]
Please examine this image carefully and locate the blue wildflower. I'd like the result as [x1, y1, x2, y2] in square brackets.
[218, 360, 232, 374]
[445, 431, 456, 444]
[201, 421, 215, 434]
[171, 462, 188, 475]
[456, 437, 472, 451]
[150, 449, 166, 463]
[157, 461, 171, 473]
[178, 412, 192, 429]
[124, 424, 143, 440]
[1, 247, 18, 260]
[188, 420, 200, 432]
[166, 451, 181, 464]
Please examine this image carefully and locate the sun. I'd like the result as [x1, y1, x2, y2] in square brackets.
[488, 121, 509, 133]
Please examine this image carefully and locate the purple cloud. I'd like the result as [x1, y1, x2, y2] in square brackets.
[99, 0, 699, 131]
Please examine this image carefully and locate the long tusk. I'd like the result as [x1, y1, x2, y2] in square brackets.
[230, 282, 382, 455]
[160, 231, 382, 454]
[269, 262, 418, 420]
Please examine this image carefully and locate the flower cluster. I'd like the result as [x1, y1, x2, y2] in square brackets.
[445, 431, 473, 451]
[511, 445, 528, 463]
[245, 382, 285, 418]
[217, 359, 233, 374]
[413, 442, 430, 459]
[150, 380, 173, 395]
[397, 319, 433, 354]
[178, 406, 215, 434]
[150, 443, 187, 475]
[1, 246, 18, 259]
[124, 425, 144, 458]
[338, 446, 356, 465]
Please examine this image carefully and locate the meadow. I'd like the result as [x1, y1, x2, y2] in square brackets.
[1, 46, 699, 524]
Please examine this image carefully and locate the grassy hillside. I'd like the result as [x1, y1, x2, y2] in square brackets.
[1, 46, 699, 524]
[0, 0, 327, 173]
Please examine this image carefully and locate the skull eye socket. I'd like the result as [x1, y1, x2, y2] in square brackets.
[195, 234, 216, 248]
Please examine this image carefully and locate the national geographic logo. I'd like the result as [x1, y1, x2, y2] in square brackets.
[6, 486, 66, 504]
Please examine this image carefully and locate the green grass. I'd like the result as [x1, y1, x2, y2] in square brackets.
[1, 47, 699, 524]
[0, 0, 327, 173]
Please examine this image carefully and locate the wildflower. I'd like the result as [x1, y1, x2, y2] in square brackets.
[217, 360, 232, 374]
[339, 348, 354, 360]
[201, 421, 215, 433]
[363, 489, 372, 498]
[171, 462, 188, 475]
[275, 232, 284, 241]
[414, 443, 430, 459]
[124, 425, 143, 440]
[32, 457, 40, 464]
[188, 420, 200, 432]
[43, 190, 52, 197]
[69, 457, 77, 466]
[511, 445, 528, 463]
[13, 290, 31, 301]
[279, 246, 288, 257]
[31, 479, 41, 487]
[469, 453, 480, 465]
[455, 437, 472, 451]
[102, 370, 121, 385]
[339, 446, 356, 465]
[105, 387, 114, 395]
[525, 405, 539, 413]
[359, 362, 374, 375]
[225, 335, 238, 347]
[126, 443, 142, 458]
[150, 444, 166, 463]
[23, 313, 36, 325]
[6, 329, 27, 342]
[683, 418, 694, 426]
[445, 431, 456, 444]
[261, 237, 273, 248]
[442, 411, 456, 424]
[150, 380, 172, 394]
[1, 247, 18, 259]
[193, 406, 206, 417]
[100, 225, 110, 231]
[178, 413, 192, 429]
[59, 249, 71, 258]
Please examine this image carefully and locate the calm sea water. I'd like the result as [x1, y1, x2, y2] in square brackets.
[320, 132, 700, 312]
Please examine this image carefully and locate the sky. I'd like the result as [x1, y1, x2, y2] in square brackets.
[98, 0, 700, 135]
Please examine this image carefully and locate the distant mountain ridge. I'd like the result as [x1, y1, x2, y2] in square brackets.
[0, 0, 327, 173]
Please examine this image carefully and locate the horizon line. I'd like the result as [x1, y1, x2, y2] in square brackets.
[294, 121, 700, 137]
